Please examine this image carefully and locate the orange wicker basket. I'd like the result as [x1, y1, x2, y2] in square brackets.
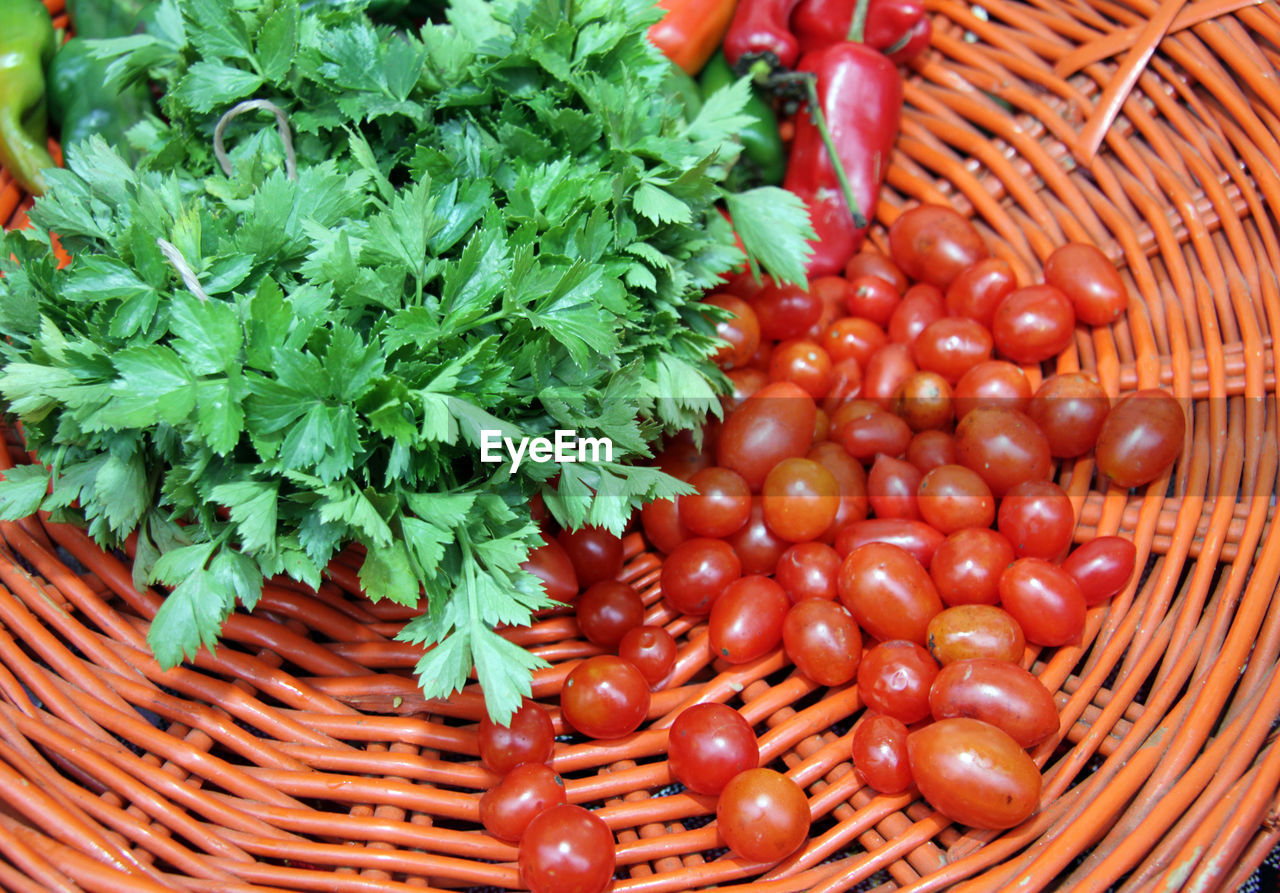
[3, 0, 1280, 890]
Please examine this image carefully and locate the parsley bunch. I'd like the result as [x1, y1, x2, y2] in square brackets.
[0, 0, 813, 721]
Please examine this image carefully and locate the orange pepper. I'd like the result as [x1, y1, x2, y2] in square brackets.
[648, 0, 739, 76]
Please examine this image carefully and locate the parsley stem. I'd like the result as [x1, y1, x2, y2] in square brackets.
[802, 75, 866, 230]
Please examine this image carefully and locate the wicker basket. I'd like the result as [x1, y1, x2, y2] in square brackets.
[3, 0, 1280, 890]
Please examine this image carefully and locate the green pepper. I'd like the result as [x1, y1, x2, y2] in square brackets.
[0, 0, 57, 196]
[700, 50, 786, 186]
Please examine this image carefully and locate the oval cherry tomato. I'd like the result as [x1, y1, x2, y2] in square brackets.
[775, 541, 842, 602]
[834, 518, 945, 568]
[888, 283, 946, 346]
[822, 316, 888, 369]
[657, 432, 713, 482]
[783, 598, 862, 685]
[953, 360, 1032, 419]
[716, 769, 811, 863]
[808, 441, 871, 539]
[680, 466, 752, 538]
[725, 497, 790, 575]
[1043, 242, 1128, 326]
[930, 527, 1016, 606]
[753, 281, 824, 340]
[705, 293, 761, 370]
[845, 274, 902, 327]
[1094, 389, 1186, 488]
[641, 496, 690, 555]
[846, 251, 909, 294]
[945, 257, 1016, 328]
[851, 713, 913, 794]
[912, 317, 994, 384]
[557, 526, 624, 589]
[481, 763, 567, 842]
[724, 367, 771, 414]
[838, 542, 944, 645]
[717, 381, 817, 490]
[576, 580, 645, 648]
[762, 457, 840, 543]
[991, 284, 1076, 365]
[868, 453, 924, 521]
[997, 479, 1075, 560]
[906, 429, 958, 473]
[560, 655, 650, 739]
[709, 575, 790, 664]
[888, 205, 990, 289]
[929, 659, 1060, 748]
[916, 464, 996, 534]
[822, 357, 864, 414]
[861, 342, 918, 408]
[619, 625, 678, 686]
[1062, 536, 1137, 605]
[806, 276, 850, 337]
[478, 698, 555, 775]
[668, 702, 759, 795]
[770, 339, 834, 398]
[954, 407, 1052, 498]
[1027, 372, 1111, 458]
[519, 804, 615, 893]
[926, 604, 1026, 665]
[840, 410, 914, 463]
[522, 535, 579, 604]
[998, 558, 1087, 647]
[908, 718, 1041, 830]
[660, 537, 741, 615]
[857, 640, 939, 724]
[891, 370, 954, 431]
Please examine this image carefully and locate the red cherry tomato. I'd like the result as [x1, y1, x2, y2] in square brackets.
[668, 703, 760, 795]
[478, 698, 555, 775]
[705, 293, 761, 370]
[991, 284, 1076, 365]
[888, 205, 990, 290]
[888, 283, 946, 346]
[717, 382, 817, 490]
[775, 541, 842, 602]
[945, 257, 1016, 328]
[916, 464, 996, 534]
[929, 659, 1060, 748]
[838, 542, 944, 645]
[808, 441, 871, 539]
[930, 527, 1017, 607]
[906, 429, 958, 473]
[833, 518, 945, 568]
[522, 535, 579, 604]
[851, 713, 913, 794]
[753, 281, 824, 340]
[1027, 372, 1111, 458]
[724, 367, 771, 414]
[840, 410, 913, 463]
[908, 718, 1041, 830]
[560, 655, 650, 739]
[481, 763, 567, 842]
[845, 274, 901, 327]
[641, 496, 690, 555]
[660, 537, 742, 615]
[891, 370, 954, 432]
[619, 625, 678, 686]
[997, 479, 1075, 560]
[722, 497, 788, 575]
[1043, 242, 1128, 326]
[657, 433, 713, 482]
[868, 453, 924, 521]
[845, 251, 908, 294]
[557, 526, 624, 589]
[770, 339, 834, 398]
[953, 360, 1032, 419]
[857, 640, 939, 724]
[912, 317, 995, 384]
[822, 316, 888, 369]
[1094, 389, 1186, 488]
[998, 558, 1087, 647]
[716, 769, 811, 863]
[762, 457, 840, 543]
[861, 342, 918, 408]
[954, 407, 1052, 498]
[822, 357, 864, 414]
[783, 598, 862, 685]
[709, 575, 790, 664]
[926, 604, 1026, 665]
[680, 466, 752, 538]
[1062, 536, 1138, 605]
[806, 276, 850, 337]
[519, 804, 615, 893]
[576, 580, 645, 648]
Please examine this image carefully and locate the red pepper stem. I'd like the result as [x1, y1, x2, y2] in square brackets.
[803, 74, 867, 230]
[847, 0, 872, 43]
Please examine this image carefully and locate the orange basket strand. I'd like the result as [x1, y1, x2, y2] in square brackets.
[3, 0, 1280, 890]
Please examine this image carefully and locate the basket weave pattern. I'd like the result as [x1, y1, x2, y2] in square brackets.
[2, 0, 1280, 890]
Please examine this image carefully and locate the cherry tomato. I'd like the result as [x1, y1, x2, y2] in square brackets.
[834, 518, 945, 568]
[991, 284, 1076, 365]
[762, 457, 840, 543]
[725, 497, 790, 575]
[998, 558, 1087, 647]
[891, 370, 954, 431]
[716, 769, 811, 863]
[770, 339, 834, 398]
[657, 432, 713, 481]
[641, 496, 690, 555]
[806, 276, 850, 337]
[557, 526, 624, 589]
[868, 453, 924, 521]
[851, 713, 913, 794]
[845, 274, 901, 327]
[945, 257, 1016, 327]
[930, 659, 1060, 747]
[560, 655, 650, 739]
[775, 541, 842, 602]
[912, 317, 994, 384]
[930, 528, 1016, 606]
[519, 804, 615, 893]
[660, 537, 741, 615]
[954, 407, 1052, 498]
[705, 293, 761, 370]
[747, 339, 774, 372]
[888, 205, 990, 289]
[908, 718, 1041, 830]
[481, 763, 567, 842]
[953, 360, 1032, 420]
[1027, 372, 1111, 458]
[1094, 389, 1186, 488]
[522, 535, 579, 604]
[717, 382, 817, 490]
[821, 316, 887, 369]
[829, 398, 879, 440]
[753, 281, 824, 340]
[723, 270, 771, 302]
[808, 441, 871, 539]
[724, 367, 771, 414]
[888, 283, 946, 346]
[576, 580, 645, 648]
[783, 599, 862, 685]
[926, 604, 1026, 665]
[861, 343, 917, 408]
[916, 464, 996, 534]
[840, 410, 913, 463]
[668, 703, 760, 795]
[838, 542, 944, 645]
[845, 251, 909, 294]
[478, 698, 555, 775]
[1043, 242, 1128, 326]
[709, 575, 790, 664]
[857, 640, 939, 724]
[997, 479, 1075, 560]
[619, 625, 678, 686]
[906, 429, 958, 473]
[1062, 536, 1137, 605]
[680, 467, 752, 538]
[822, 357, 864, 414]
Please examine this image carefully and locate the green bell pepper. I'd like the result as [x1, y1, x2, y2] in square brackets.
[0, 0, 57, 196]
[700, 50, 786, 187]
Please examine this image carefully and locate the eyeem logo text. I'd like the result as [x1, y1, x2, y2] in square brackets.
[480, 429, 613, 473]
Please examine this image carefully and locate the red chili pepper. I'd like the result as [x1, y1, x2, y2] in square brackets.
[782, 41, 903, 276]
[791, 0, 930, 62]
[723, 0, 807, 71]
[648, 0, 739, 76]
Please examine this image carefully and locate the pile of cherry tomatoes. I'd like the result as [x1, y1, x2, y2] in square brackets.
[503, 203, 1186, 893]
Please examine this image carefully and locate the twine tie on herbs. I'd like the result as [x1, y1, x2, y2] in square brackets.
[155, 239, 210, 303]
[212, 99, 299, 182]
